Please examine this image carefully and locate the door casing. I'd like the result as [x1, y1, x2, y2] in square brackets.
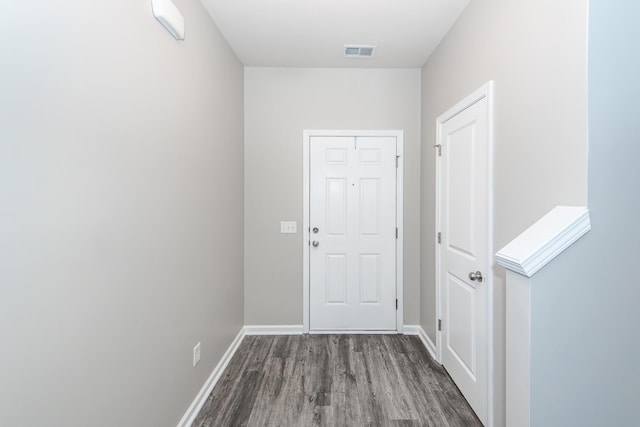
[303, 130, 404, 334]
[435, 82, 495, 426]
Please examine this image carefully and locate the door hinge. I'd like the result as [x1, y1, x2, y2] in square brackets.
[396, 299, 398, 310]
[434, 144, 441, 156]
[438, 319, 442, 331]
[396, 227, 398, 239]
[396, 155, 400, 168]
[437, 232, 441, 244]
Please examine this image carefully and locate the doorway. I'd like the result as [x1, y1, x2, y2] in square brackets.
[435, 82, 494, 426]
[303, 130, 404, 333]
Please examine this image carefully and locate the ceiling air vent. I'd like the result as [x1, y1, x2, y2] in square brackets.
[344, 45, 377, 58]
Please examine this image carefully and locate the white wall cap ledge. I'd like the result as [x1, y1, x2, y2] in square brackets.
[496, 206, 591, 277]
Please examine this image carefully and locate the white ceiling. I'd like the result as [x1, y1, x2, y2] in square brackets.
[199, 0, 471, 68]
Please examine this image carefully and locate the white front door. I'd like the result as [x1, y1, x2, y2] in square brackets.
[309, 136, 397, 331]
[437, 92, 491, 425]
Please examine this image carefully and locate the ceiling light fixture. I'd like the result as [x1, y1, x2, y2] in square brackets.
[152, 0, 185, 40]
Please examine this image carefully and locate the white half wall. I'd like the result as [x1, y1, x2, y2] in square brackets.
[530, 1, 640, 425]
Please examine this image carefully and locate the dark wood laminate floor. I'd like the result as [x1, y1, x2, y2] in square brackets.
[192, 335, 482, 427]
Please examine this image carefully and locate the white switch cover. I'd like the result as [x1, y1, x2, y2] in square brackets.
[280, 221, 297, 234]
[193, 342, 201, 367]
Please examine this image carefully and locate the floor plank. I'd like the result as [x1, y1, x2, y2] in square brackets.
[192, 335, 483, 427]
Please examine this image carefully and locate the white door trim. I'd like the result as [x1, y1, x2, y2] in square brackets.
[303, 130, 404, 334]
[435, 82, 494, 426]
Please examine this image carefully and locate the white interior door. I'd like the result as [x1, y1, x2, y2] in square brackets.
[309, 136, 397, 331]
[438, 95, 490, 425]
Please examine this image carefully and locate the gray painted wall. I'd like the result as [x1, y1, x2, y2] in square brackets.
[244, 68, 421, 326]
[420, 0, 588, 424]
[0, 1, 244, 425]
[530, 1, 640, 425]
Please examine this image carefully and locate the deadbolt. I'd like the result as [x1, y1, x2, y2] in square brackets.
[312, 227, 319, 234]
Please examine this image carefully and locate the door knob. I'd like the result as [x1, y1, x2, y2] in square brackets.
[312, 240, 319, 247]
[469, 271, 483, 283]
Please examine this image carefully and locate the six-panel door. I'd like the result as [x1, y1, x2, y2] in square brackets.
[309, 136, 397, 331]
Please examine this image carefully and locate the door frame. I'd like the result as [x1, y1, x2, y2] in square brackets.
[303, 130, 404, 334]
[435, 82, 495, 426]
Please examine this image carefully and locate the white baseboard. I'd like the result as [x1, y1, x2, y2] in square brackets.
[176, 328, 246, 427]
[244, 325, 304, 335]
[403, 324, 438, 361]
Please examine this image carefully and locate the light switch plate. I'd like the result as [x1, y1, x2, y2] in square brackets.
[280, 221, 297, 234]
[193, 342, 201, 367]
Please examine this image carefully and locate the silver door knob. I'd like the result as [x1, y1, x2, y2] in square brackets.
[312, 240, 319, 247]
[469, 271, 483, 282]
